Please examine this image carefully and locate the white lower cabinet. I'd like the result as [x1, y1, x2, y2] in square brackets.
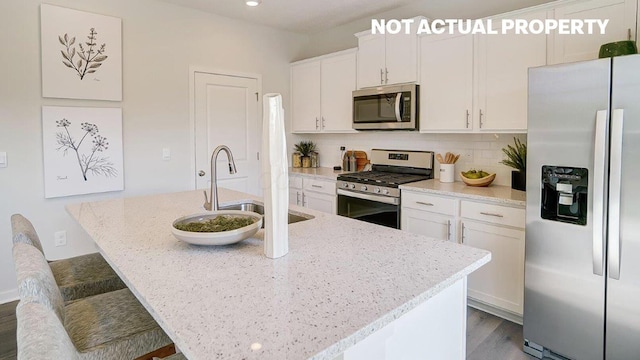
[303, 191, 336, 214]
[401, 190, 525, 321]
[461, 220, 525, 316]
[289, 175, 337, 214]
[401, 208, 455, 242]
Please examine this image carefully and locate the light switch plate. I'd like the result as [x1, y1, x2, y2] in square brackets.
[162, 148, 171, 161]
[0, 152, 7, 168]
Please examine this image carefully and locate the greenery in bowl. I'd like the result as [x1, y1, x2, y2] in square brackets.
[500, 137, 527, 172]
[294, 141, 316, 157]
[174, 215, 256, 233]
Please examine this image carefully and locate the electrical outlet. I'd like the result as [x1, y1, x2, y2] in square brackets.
[340, 146, 346, 151]
[54, 231, 67, 247]
[162, 148, 171, 161]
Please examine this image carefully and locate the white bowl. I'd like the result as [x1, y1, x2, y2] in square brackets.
[171, 210, 263, 246]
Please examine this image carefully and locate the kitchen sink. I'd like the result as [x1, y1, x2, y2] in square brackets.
[219, 201, 313, 225]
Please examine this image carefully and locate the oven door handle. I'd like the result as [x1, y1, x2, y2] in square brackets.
[337, 189, 399, 206]
[394, 93, 402, 122]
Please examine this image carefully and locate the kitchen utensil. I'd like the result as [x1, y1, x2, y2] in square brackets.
[344, 150, 369, 171]
[349, 151, 357, 171]
[171, 210, 263, 246]
[436, 152, 460, 164]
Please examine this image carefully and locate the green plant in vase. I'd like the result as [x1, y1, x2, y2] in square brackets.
[500, 137, 527, 191]
[294, 141, 316, 168]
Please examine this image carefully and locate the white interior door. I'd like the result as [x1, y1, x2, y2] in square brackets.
[194, 72, 261, 195]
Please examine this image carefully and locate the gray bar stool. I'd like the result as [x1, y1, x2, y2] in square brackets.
[13, 242, 173, 359]
[11, 214, 126, 302]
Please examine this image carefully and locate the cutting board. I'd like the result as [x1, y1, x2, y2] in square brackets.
[344, 151, 370, 171]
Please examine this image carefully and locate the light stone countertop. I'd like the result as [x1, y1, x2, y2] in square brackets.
[400, 179, 526, 207]
[289, 167, 348, 180]
[66, 188, 490, 360]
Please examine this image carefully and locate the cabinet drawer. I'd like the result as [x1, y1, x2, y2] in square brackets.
[402, 191, 457, 216]
[303, 178, 336, 195]
[461, 200, 525, 228]
[289, 176, 303, 189]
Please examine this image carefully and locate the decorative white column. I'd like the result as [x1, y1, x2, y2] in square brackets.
[261, 93, 289, 259]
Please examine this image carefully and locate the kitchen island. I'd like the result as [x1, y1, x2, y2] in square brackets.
[66, 189, 490, 360]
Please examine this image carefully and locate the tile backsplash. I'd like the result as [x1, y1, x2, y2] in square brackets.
[290, 132, 527, 187]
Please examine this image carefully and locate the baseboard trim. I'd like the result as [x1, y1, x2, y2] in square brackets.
[468, 298, 523, 325]
[0, 288, 19, 305]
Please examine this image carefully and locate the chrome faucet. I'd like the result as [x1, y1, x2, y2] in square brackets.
[203, 145, 237, 211]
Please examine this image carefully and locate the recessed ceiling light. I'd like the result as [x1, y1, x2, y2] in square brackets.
[246, 0, 261, 6]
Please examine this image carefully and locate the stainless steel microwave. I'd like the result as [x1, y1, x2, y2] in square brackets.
[352, 83, 418, 130]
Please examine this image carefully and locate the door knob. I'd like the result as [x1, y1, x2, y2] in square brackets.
[198, 170, 206, 177]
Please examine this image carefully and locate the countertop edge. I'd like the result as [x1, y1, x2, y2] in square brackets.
[289, 167, 345, 181]
[399, 183, 526, 207]
[309, 252, 491, 360]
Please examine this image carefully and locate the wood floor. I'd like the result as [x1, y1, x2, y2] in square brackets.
[0, 300, 533, 360]
[467, 307, 534, 360]
[0, 301, 17, 360]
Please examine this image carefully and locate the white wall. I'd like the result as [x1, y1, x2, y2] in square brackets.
[297, 0, 555, 59]
[0, 0, 308, 303]
[295, 132, 526, 186]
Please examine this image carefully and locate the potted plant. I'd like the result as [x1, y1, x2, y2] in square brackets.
[294, 141, 316, 168]
[500, 137, 527, 191]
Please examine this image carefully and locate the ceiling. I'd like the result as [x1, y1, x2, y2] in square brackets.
[158, 0, 556, 34]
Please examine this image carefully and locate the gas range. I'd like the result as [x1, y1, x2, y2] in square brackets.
[336, 149, 434, 229]
[337, 149, 434, 198]
[337, 171, 432, 198]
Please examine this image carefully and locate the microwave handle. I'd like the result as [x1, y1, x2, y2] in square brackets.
[395, 93, 402, 122]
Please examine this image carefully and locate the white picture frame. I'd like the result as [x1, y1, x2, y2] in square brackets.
[42, 106, 124, 198]
[41, 4, 122, 101]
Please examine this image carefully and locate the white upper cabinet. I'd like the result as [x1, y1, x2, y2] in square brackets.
[476, 11, 548, 132]
[551, 0, 638, 64]
[419, 11, 546, 133]
[420, 33, 474, 131]
[291, 61, 321, 133]
[385, 28, 419, 85]
[291, 49, 357, 134]
[356, 34, 387, 88]
[356, 18, 422, 88]
[321, 52, 357, 132]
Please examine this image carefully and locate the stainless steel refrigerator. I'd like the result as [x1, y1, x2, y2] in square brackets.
[524, 54, 640, 360]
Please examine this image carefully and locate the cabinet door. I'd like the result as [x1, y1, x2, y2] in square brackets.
[419, 34, 473, 132]
[303, 191, 336, 214]
[401, 207, 455, 242]
[385, 33, 418, 85]
[289, 188, 301, 206]
[462, 220, 525, 315]
[321, 52, 357, 132]
[291, 61, 321, 133]
[357, 34, 386, 88]
[551, 0, 637, 64]
[477, 11, 547, 132]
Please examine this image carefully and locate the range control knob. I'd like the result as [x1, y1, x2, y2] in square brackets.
[342, 182, 349, 188]
[383, 189, 390, 195]
[361, 185, 368, 192]
[350, 184, 356, 189]
[374, 187, 381, 193]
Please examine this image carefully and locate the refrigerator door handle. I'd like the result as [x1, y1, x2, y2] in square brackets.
[608, 109, 624, 280]
[592, 109, 608, 276]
